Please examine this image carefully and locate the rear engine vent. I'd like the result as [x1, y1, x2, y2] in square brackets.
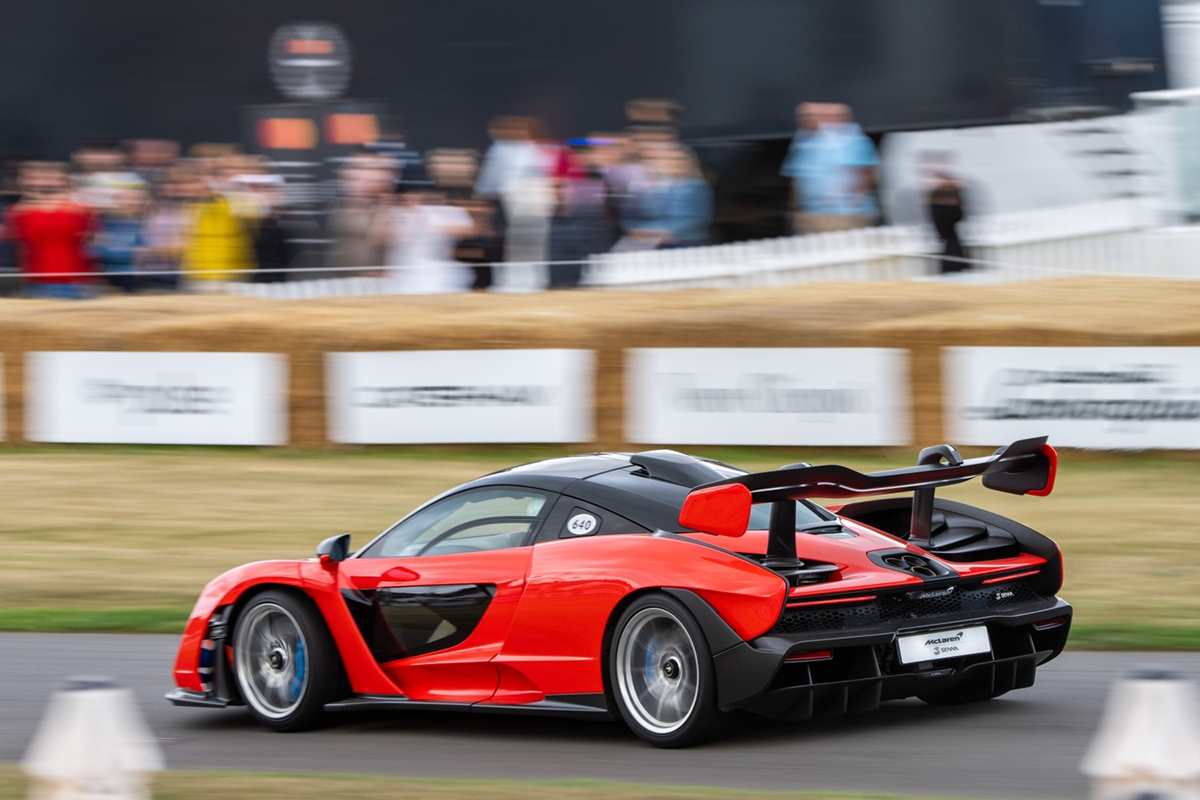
[771, 580, 1044, 635]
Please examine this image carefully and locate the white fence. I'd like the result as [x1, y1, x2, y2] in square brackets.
[227, 198, 1200, 299]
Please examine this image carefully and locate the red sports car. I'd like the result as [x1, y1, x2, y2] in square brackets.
[168, 436, 1070, 747]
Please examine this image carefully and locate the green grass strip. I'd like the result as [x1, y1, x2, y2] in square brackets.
[1066, 623, 1200, 651]
[0, 607, 189, 634]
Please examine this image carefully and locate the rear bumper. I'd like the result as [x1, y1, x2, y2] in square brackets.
[714, 597, 1072, 716]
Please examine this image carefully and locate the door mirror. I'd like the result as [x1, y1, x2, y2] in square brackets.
[316, 533, 351, 565]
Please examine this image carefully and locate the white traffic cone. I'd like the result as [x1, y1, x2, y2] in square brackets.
[1081, 668, 1200, 800]
[21, 676, 164, 800]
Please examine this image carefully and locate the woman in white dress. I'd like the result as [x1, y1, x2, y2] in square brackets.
[375, 189, 475, 294]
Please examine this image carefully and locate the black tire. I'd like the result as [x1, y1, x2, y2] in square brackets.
[232, 589, 341, 732]
[608, 592, 725, 748]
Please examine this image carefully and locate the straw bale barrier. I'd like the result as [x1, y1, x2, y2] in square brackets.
[4, 277, 1200, 448]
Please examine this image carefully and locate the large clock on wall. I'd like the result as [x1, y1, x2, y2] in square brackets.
[268, 22, 352, 101]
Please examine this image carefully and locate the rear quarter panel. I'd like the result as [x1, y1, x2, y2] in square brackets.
[492, 535, 787, 698]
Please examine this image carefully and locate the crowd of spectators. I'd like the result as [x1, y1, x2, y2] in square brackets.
[0, 96, 935, 299]
[0, 140, 292, 299]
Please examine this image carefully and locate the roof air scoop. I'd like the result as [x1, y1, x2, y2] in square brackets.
[630, 451, 731, 488]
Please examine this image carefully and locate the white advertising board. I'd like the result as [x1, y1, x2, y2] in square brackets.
[26, 352, 288, 445]
[626, 348, 910, 446]
[945, 347, 1200, 449]
[326, 350, 594, 444]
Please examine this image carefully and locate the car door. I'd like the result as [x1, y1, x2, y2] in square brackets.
[336, 485, 553, 703]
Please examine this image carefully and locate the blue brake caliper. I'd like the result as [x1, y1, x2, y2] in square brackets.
[643, 633, 659, 683]
[290, 639, 306, 701]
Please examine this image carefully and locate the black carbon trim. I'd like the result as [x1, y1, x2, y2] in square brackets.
[342, 584, 496, 662]
[662, 588, 744, 654]
[324, 692, 611, 719]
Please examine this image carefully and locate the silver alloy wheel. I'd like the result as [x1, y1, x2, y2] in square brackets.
[234, 602, 309, 720]
[615, 607, 700, 735]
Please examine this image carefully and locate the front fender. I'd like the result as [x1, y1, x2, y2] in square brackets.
[172, 560, 303, 692]
[172, 559, 402, 697]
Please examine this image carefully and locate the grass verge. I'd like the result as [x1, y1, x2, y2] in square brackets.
[1066, 623, 1200, 651]
[0, 607, 190, 634]
[0, 765, 973, 800]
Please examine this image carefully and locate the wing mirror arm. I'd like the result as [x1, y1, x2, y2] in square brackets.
[316, 534, 351, 567]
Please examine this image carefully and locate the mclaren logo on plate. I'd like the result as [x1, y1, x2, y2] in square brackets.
[897, 625, 991, 664]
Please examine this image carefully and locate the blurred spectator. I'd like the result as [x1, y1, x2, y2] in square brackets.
[140, 167, 192, 292]
[427, 148, 501, 290]
[91, 175, 150, 292]
[374, 187, 474, 294]
[922, 151, 969, 274]
[548, 140, 621, 287]
[71, 139, 128, 213]
[625, 98, 684, 126]
[235, 174, 290, 283]
[781, 102, 879, 234]
[476, 116, 553, 291]
[327, 154, 393, 275]
[0, 157, 21, 296]
[4, 161, 97, 299]
[125, 139, 180, 187]
[180, 154, 252, 291]
[623, 144, 712, 249]
[454, 198, 504, 290]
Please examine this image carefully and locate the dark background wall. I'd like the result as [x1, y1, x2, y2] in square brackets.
[0, 0, 1167, 159]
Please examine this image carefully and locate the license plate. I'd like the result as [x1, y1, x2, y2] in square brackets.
[897, 625, 991, 664]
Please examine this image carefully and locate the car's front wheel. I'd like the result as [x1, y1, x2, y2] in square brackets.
[609, 592, 724, 748]
[232, 589, 340, 731]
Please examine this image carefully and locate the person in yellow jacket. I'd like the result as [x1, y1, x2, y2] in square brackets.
[179, 162, 253, 292]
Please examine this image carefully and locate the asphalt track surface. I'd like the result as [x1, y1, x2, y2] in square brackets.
[2, 634, 1198, 798]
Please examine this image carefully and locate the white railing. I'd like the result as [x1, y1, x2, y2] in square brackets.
[226, 197, 1200, 299]
[582, 225, 936, 290]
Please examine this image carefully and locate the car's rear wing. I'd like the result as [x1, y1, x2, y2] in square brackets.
[679, 436, 1056, 554]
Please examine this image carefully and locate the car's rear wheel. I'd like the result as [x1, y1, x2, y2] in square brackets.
[609, 593, 723, 748]
[233, 590, 340, 731]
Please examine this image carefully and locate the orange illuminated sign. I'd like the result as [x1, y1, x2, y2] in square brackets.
[256, 117, 318, 150]
[286, 39, 334, 54]
[324, 114, 379, 145]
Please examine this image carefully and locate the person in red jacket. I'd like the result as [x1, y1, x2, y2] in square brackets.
[2, 162, 97, 299]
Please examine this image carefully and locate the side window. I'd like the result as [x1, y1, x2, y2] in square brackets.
[536, 497, 650, 542]
[362, 487, 552, 559]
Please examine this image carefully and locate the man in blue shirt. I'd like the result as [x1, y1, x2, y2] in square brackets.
[781, 103, 879, 235]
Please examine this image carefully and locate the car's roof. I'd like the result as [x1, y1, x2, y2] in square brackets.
[465, 451, 746, 532]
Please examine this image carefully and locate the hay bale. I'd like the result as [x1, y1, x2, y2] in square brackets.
[3, 277, 1199, 447]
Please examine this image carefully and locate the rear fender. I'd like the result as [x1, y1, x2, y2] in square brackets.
[494, 535, 787, 697]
